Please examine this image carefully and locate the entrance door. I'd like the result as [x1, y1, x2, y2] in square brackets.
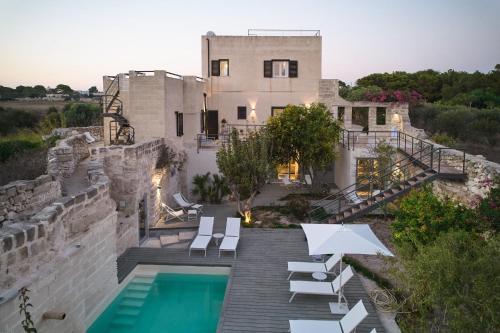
[206, 110, 219, 139]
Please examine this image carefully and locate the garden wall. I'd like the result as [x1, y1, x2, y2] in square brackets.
[51, 126, 104, 141]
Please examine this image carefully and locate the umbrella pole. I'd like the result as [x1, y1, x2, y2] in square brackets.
[330, 252, 348, 314]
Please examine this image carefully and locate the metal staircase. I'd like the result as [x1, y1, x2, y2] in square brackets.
[309, 132, 467, 224]
[102, 75, 135, 145]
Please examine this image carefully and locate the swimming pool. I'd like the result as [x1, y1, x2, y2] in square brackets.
[88, 268, 228, 333]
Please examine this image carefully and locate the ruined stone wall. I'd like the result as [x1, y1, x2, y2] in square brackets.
[47, 134, 91, 180]
[0, 175, 61, 227]
[0, 176, 117, 333]
[433, 149, 500, 207]
[51, 126, 104, 141]
[93, 138, 186, 255]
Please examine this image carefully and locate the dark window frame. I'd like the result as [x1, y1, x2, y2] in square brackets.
[211, 59, 229, 77]
[175, 111, 184, 137]
[376, 107, 387, 125]
[237, 106, 247, 120]
[271, 106, 286, 117]
[264, 60, 298, 78]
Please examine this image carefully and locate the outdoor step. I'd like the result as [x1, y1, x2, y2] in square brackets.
[120, 299, 144, 308]
[127, 284, 152, 293]
[123, 290, 149, 300]
[133, 276, 155, 284]
[110, 315, 136, 328]
[115, 307, 141, 317]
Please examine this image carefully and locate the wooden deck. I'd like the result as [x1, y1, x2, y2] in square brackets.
[118, 228, 385, 333]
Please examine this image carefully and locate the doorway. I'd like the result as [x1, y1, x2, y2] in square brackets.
[138, 194, 148, 243]
[206, 110, 219, 139]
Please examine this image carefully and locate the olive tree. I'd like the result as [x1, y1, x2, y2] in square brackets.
[216, 129, 272, 220]
[266, 103, 341, 182]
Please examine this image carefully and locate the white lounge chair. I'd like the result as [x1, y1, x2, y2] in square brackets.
[344, 190, 363, 204]
[219, 217, 241, 258]
[289, 299, 368, 333]
[173, 192, 203, 212]
[189, 216, 214, 256]
[161, 203, 185, 222]
[287, 253, 342, 280]
[289, 265, 354, 303]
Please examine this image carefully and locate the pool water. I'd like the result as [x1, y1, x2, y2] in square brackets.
[88, 273, 228, 333]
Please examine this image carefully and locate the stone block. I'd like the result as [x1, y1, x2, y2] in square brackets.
[74, 193, 86, 204]
[18, 246, 28, 260]
[2, 235, 13, 252]
[26, 226, 36, 242]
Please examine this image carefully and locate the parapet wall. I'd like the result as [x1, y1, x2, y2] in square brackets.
[0, 175, 61, 227]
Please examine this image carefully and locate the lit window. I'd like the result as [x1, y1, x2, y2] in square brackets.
[219, 60, 229, 76]
[273, 61, 288, 77]
[271, 106, 285, 117]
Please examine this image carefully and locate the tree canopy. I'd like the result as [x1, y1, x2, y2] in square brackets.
[266, 103, 341, 180]
[216, 129, 272, 217]
[340, 65, 500, 108]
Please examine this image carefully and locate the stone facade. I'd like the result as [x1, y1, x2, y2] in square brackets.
[0, 175, 61, 228]
[47, 134, 92, 180]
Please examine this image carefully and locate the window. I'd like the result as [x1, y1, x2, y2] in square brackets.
[273, 61, 289, 77]
[271, 106, 285, 117]
[237, 106, 247, 120]
[376, 107, 386, 125]
[200, 110, 205, 133]
[338, 107, 345, 122]
[264, 60, 298, 78]
[219, 60, 229, 76]
[211, 59, 229, 76]
[175, 112, 183, 137]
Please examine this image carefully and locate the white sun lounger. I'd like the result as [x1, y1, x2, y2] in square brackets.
[189, 216, 214, 256]
[219, 217, 241, 258]
[289, 299, 368, 333]
[161, 203, 185, 222]
[173, 192, 203, 212]
[287, 253, 342, 280]
[289, 265, 354, 302]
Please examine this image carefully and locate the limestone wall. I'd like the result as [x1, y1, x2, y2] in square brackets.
[0, 178, 117, 333]
[0, 175, 61, 227]
[433, 149, 500, 207]
[51, 126, 104, 141]
[93, 138, 186, 255]
[47, 134, 91, 180]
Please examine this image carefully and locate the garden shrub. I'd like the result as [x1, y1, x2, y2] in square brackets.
[286, 197, 310, 220]
[63, 103, 102, 127]
[0, 107, 40, 135]
[431, 133, 456, 146]
[391, 185, 475, 253]
[395, 230, 500, 332]
[0, 147, 48, 185]
[0, 131, 44, 162]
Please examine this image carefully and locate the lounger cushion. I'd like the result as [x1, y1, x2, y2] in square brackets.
[289, 320, 342, 333]
[219, 236, 239, 251]
[287, 262, 326, 274]
[190, 235, 212, 250]
[289, 281, 334, 295]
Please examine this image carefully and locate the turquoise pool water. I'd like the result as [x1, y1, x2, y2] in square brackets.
[88, 273, 228, 333]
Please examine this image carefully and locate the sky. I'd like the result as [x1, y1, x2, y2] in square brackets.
[0, 0, 499, 90]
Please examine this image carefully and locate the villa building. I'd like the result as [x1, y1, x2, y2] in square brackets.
[1, 29, 496, 333]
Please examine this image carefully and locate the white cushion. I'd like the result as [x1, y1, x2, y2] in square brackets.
[289, 281, 334, 295]
[219, 236, 239, 251]
[287, 262, 326, 273]
[190, 235, 211, 250]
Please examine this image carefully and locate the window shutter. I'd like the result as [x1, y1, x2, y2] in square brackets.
[211, 60, 220, 76]
[289, 60, 298, 78]
[264, 60, 272, 78]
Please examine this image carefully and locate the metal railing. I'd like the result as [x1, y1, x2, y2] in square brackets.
[248, 29, 320, 36]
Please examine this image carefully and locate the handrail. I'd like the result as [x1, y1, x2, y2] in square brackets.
[309, 145, 436, 220]
[248, 29, 320, 36]
[310, 144, 434, 213]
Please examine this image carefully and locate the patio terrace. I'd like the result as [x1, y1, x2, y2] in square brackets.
[118, 227, 386, 333]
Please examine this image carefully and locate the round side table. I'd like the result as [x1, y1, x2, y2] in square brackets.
[213, 233, 224, 245]
[312, 272, 327, 281]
